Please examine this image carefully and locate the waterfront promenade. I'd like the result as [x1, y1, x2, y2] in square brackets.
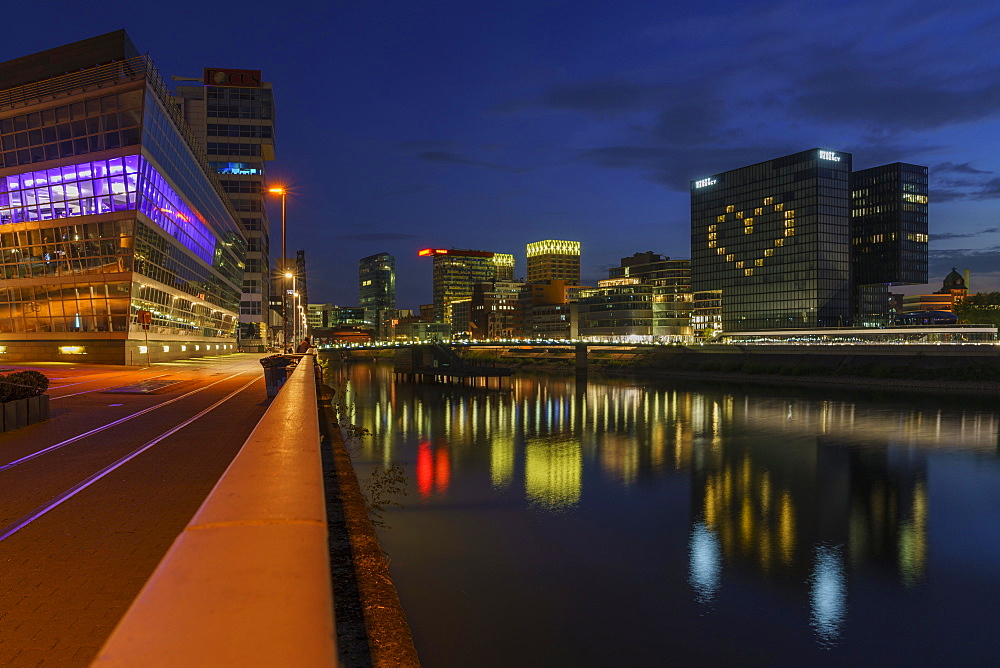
[0, 354, 269, 665]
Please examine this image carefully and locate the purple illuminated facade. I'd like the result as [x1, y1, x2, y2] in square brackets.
[0, 155, 215, 265]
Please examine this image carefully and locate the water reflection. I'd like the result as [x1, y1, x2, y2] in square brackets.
[325, 357, 1000, 654]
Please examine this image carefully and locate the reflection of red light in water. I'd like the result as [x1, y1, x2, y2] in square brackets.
[417, 439, 433, 497]
[416, 439, 451, 499]
[435, 442, 451, 493]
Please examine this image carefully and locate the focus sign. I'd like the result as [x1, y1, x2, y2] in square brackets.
[203, 68, 262, 88]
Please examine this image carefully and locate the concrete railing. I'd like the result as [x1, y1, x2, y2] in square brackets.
[93, 354, 337, 666]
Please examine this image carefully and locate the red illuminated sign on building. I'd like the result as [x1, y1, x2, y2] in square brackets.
[203, 68, 262, 88]
[417, 248, 494, 258]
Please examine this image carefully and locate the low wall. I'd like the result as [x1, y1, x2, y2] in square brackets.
[93, 354, 337, 666]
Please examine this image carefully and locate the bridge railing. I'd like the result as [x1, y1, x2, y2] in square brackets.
[93, 354, 337, 666]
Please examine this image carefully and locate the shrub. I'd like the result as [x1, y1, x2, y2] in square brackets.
[0, 370, 49, 403]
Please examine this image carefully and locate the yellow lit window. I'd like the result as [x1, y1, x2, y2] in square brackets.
[736, 211, 744, 219]
[726, 254, 734, 262]
[744, 268, 753, 276]
[755, 258, 764, 266]
[784, 220, 794, 228]
[708, 232, 717, 240]
[784, 228, 795, 236]
[775, 239, 784, 247]
[708, 224, 717, 232]
[763, 197, 774, 205]
[744, 217, 753, 226]
[774, 203, 783, 211]
[726, 205, 735, 213]
[716, 247, 725, 255]
[744, 227, 753, 234]
[717, 215, 726, 223]
[736, 261, 744, 268]
[754, 207, 763, 216]
[708, 240, 716, 248]
[764, 248, 774, 256]
[784, 210, 795, 218]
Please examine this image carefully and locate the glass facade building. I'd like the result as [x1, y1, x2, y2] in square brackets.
[691, 149, 854, 331]
[174, 70, 275, 349]
[359, 252, 395, 338]
[0, 31, 244, 363]
[418, 248, 499, 326]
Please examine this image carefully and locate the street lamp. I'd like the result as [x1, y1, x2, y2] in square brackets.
[269, 186, 288, 350]
[284, 270, 295, 351]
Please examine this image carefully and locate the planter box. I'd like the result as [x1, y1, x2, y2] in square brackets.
[1, 394, 50, 433]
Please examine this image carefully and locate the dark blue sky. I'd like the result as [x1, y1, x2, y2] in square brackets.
[6, 1, 1000, 308]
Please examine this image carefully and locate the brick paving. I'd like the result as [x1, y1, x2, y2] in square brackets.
[0, 354, 270, 665]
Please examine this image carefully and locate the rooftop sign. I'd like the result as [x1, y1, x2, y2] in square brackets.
[203, 68, 262, 88]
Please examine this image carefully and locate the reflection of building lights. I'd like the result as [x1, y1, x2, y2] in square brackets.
[809, 544, 847, 648]
[689, 520, 722, 604]
[525, 437, 581, 511]
[898, 481, 928, 587]
[491, 436, 515, 489]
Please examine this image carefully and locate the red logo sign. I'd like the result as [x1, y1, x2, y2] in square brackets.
[203, 68, 262, 88]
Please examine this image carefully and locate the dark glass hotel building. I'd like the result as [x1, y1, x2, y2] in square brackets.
[0, 31, 245, 362]
[691, 148, 928, 332]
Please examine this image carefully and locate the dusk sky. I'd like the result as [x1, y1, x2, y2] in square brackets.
[6, 1, 1000, 308]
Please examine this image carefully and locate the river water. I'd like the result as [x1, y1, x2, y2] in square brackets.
[327, 358, 1000, 667]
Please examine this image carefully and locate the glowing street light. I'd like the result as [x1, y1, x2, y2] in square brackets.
[269, 186, 290, 350]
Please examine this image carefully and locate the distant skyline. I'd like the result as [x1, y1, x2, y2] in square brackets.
[5, 1, 1000, 307]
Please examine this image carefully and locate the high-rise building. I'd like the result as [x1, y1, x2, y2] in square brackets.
[359, 251, 395, 338]
[493, 253, 515, 282]
[691, 149, 854, 331]
[174, 66, 275, 349]
[851, 163, 929, 325]
[526, 239, 580, 283]
[691, 149, 929, 332]
[418, 248, 499, 325]
[0, 31, 245, 363]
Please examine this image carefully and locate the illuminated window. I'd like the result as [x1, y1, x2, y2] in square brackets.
[902, 193, 928, 204]
[754, 208, 763, 216]
[716, 248, 725, 255]
[784, 228, 795, 236]
[784, 210, 795, 219]
[764, 248, 774, 256]
[784, 220, 794, 228]
[774, 202, 784, 211]
[726, 254, 734, 262]
[755, 258, 764, 266]
[717, 215, 726, 223]
[744, 268, 753, 276]
[708, 240, 716, 248]
[726, 205, 735, 213]
[736, 261, 744, 268]
[708, 232, 717, 240]
[744, 217, 753, 226]
[736, 211, 744, 219]
[775, 239, 784, 247]
[744, 227, 753, 234]
[763, 197, 774, 205]
[708, 224, 717, 232]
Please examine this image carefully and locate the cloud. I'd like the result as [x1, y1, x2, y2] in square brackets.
[337, 232, 418, 242]
[416, 151, 527, 173]
[541, 80, 652, 115]
[931, 227, 999, 241]
[934, 161, 993, 175]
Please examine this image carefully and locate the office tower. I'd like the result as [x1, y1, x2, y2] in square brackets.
[471, 281, 525, 339]
[0, 31, 245, 363]
[418, 248, 499, 325]
[307, 303, 336, 329]
[526, 239, 581, 283]
[174, 66, 275, 349]
[493, 253, 515, 282]
[359, 251, 395, 338]
[851, 163, 929, 325]
[691, 148, 854, 331]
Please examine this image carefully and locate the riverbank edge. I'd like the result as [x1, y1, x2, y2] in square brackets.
[317, 399, 421, 667]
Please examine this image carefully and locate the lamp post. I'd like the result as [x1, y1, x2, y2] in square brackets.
[285, 271, 295, 351]
[268, 186, 287, 350]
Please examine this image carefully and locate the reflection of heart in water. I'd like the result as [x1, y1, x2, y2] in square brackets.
[706, 197, 795, 277]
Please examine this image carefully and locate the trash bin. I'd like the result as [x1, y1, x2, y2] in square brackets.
[260, 355, 293, 398]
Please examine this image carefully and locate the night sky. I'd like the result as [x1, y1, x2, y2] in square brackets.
[6, 1, 1000, 309]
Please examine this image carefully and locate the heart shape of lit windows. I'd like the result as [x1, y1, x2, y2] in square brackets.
[706, 197, 794, 276]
